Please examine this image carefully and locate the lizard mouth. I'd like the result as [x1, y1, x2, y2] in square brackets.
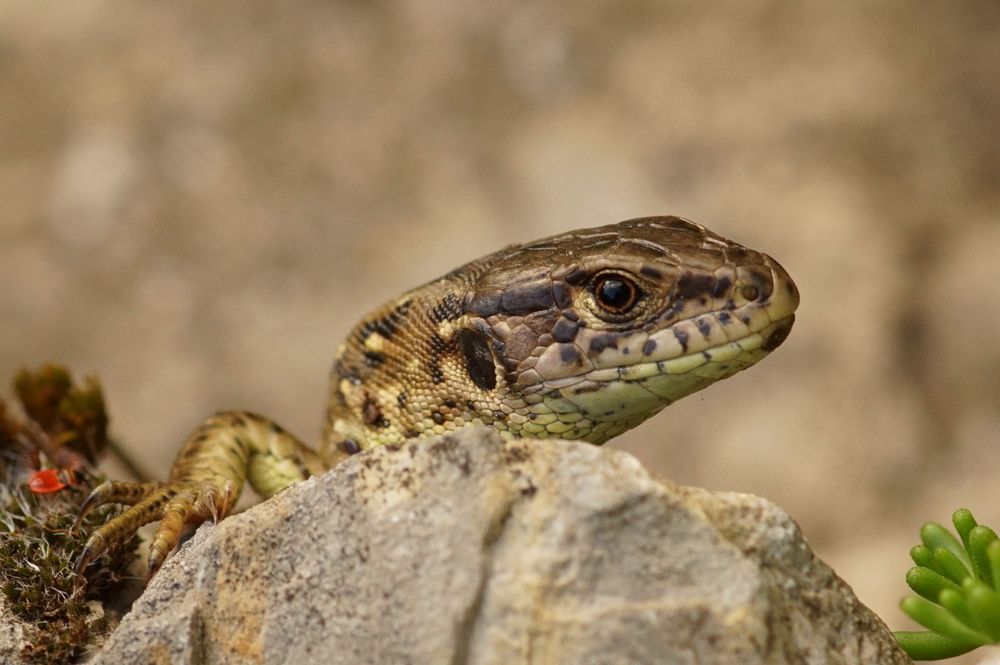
[520, 314, 796, 444]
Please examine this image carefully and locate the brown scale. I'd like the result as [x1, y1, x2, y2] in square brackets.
[75, 216, 799, 577]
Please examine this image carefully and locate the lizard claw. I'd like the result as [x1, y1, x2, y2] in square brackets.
[74, 479, 240, 577]
[74, 531, 107, 575]
[72, 410, 317, 577]
[143, 482, 239, 576]
[146, 545, 167, 580]
[74, 480, 172, 575]
[201, 479, 239, 523]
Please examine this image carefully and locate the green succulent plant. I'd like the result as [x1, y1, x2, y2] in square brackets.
[895, 509, 1000, 660]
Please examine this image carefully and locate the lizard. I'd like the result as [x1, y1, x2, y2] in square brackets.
[74, 215, 799, 577]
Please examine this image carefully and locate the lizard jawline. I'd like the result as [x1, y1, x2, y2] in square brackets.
[527, 316, 794, 442]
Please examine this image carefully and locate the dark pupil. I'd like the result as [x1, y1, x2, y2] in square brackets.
[598, 278, 633, 310]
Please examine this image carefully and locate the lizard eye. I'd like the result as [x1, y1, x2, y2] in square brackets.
[591, 273, 641, 316]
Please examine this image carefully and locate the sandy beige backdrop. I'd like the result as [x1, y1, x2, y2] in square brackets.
[3, 1, 999, 654]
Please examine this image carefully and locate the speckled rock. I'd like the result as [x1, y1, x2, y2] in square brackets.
[90, 429, 910, 665]
[0, 600, 31, 664]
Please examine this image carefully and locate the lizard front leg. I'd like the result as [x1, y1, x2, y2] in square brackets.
[75, 411, 327, 577]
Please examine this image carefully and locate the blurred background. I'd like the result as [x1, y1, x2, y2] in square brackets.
[2, 0, 999, 652]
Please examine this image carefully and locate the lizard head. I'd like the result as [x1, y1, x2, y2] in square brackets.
[456, 215, 799, 443]
[326, 215, 798, 456]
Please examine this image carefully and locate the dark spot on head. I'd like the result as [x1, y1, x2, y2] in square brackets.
[397, 392, 408, 407]
[564, 266, 589, 286]
[558, 344, 582, 364]
[726, 245, 751, 262]
[457, 328, 497, 390]
[718, 311, 731, 324]
[675, 328, 689, 351]
[426, 332, 450, 385]
[363, 350, 385, 367]
[696, 318, 712, 337]
[661, 300, 684, 320]
[501, 281, 555, 315]
[431, 412, 445, 425]
[335, 360, 362, 384]
[466, 400, 476, 410]
[622, 347, 630, 355]
[428, 333, 448, 352]
[340, 439, 362, 455]
[713, 276, 732, 299]
[589, 335, 619, 353]
[362, 396, 388, 428]
[552, 282, 572, 309]
[676, 273, 716, 301]
[431, 293, 463, 323]
[468, 290, 502, 317]
[392, 298, 412, 318]
[551, 318, 579, 343]
[444, 399, 457, 409]
[359, 300, 412, 341]
[405, 429, 419, 438]
[642, 339, 657, 356]
[761, 314, 795, 351]
[640, 265, 664, 279]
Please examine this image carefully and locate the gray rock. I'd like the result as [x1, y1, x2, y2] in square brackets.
[91, 429, 910, 665]
[0, 600, 31, 664]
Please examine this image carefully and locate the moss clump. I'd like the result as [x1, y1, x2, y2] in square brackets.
[0, 365, 137, 664]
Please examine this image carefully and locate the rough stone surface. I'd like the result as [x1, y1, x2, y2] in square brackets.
[90, 429, 910, 665]
[0, 600, 30, 664]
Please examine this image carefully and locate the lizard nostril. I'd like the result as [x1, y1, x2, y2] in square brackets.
[740, 267, 774, 303]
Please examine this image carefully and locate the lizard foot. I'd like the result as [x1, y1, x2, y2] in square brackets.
[74, 478, 239, 578]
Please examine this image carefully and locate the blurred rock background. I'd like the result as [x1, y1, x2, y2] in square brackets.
[2, 0, 998, 652]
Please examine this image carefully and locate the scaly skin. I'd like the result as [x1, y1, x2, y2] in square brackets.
[75, 216, 799, 577]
